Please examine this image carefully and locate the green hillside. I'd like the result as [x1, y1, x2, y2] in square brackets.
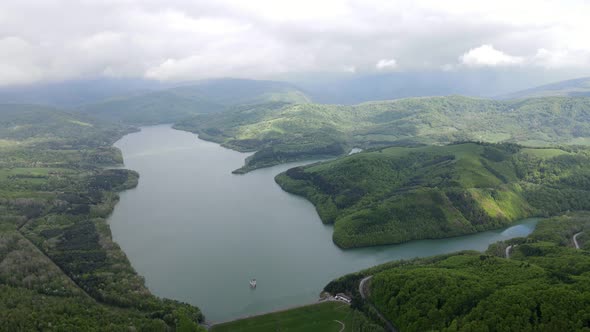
[0, 104, 204, 330]
[0, 103, 133, 148]
[323, 211, 590, 331]
[79, 78, 310, 125]
[276, 142, 590, 248]
[176, 96, 590, 173]
[77, 90, 223, 125]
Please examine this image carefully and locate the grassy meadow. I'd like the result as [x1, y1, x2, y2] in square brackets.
[211, 301, 382, 332]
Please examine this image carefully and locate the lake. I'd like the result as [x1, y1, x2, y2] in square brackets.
[108, 125, 538, 322]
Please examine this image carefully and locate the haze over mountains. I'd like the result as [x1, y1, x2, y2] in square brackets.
[499, 76, 590, 99]
[0, 79, 169, 107]
[292, 71, 589, 104]
[76, 79, 309, 124]
[1, 74, 589, 111]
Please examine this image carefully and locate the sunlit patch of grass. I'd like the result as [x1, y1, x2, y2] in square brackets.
[67, 119, 93, 127]
[519, 148, 570, 158]
[0, 139, 21, 148]
[211, 301, 355, 332]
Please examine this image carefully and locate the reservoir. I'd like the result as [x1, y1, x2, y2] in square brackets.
[108, 125, 538, 322]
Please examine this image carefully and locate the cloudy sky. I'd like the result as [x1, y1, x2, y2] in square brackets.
[1, 0, 589, 85]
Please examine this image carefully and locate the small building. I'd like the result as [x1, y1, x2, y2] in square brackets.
[335, 293, 351, 304]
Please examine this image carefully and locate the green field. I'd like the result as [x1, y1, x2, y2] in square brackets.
[211, 301, 379, 332]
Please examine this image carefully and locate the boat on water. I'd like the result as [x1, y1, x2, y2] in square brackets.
[249, 279, 257, 288]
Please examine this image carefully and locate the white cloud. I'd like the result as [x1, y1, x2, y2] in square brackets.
[460, 44, 524, 67]
[456, 45, 590, 70]
[342, 66, 357, 73]
[0, 37, 44, 84]
[376, 58, 398, 70]
[440, 64, 456, 71]
[532, 48, 590, 68]
[0, 0, 589, 85]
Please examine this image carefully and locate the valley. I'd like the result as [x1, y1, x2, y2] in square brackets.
[1, 78, 590, 331]
[2, 2, 590, 330]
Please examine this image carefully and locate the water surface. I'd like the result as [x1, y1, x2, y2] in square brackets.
[109, 125, 538, 322]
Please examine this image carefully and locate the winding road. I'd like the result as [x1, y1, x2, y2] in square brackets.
[359, 276, 397, 332]
[359, 276, 373, 300]
[573, 231, 584, 249]
[505, 245, 515, 259]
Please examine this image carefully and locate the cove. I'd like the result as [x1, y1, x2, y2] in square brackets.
[108, 125, 538, 323]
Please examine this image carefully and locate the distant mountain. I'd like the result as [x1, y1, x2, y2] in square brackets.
[0, 78, 170, 107]
[292, 70, 579, 104]
[77, 90, 223, 125]
[170, 78, 310, 105]
[499, 77, 590, 99]
[1, 72, 579, 110]
[77, 78, 310, 125]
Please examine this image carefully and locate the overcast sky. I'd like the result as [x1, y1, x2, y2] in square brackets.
[1, 0, 589, 86]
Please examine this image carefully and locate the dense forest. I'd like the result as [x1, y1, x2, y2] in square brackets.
[324, 211, 590, 331]
[175, 96, 590, 173]
[276, 142, 590, 248]
[0, 104, 205, 330]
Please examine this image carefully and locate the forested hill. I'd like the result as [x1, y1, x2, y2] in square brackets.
[324, 211, 590, 331]
[77, 78, 310, 125]
[0, 104, 205, 330]
[276, 142, 590, 248]
[0, 103, 134, 147]
[175, 96, 590, 173]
